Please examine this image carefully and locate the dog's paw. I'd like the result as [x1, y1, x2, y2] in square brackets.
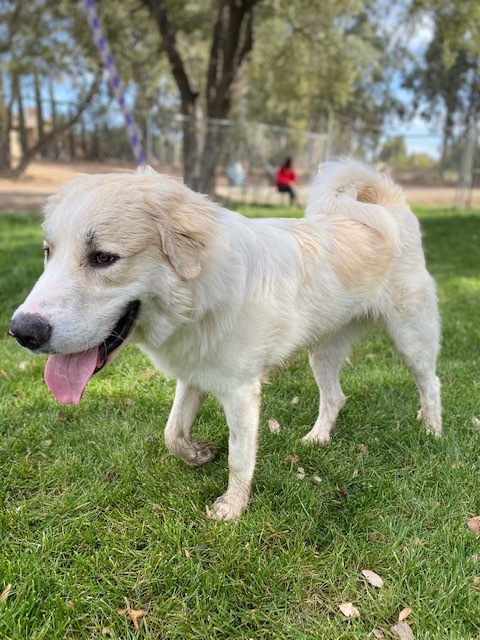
[425, 424, 442, 438]
[185, 440, 216, 468]
[205, 494, 247, 521]
[301, 431, 330, 446]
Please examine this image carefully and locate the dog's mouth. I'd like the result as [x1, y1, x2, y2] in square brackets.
[44, 301, 140, 405]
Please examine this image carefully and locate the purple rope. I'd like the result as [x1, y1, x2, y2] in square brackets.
[82, 0, 146, 165]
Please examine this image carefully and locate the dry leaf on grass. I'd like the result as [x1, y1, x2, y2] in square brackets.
[357, 443, 368, 454]
[117, 597, 146, 630]
[268, 418, 281, 434]
[58, 410, 68, 421]
[471, 416, 480, 429]
[338, 602, 360, 618]
[361, 569, 383, 588]
[467, 516, 480, 533]
[372, 629, 385, 639]
[205, 505, 215, 519]
[296, 467, 306, 480]
[0, 584, 12, 603]
[398, 607, 412, 622]
[290, 396, 300, 405]
[390, 621, 414, 639]
[285, 454, 300, 465]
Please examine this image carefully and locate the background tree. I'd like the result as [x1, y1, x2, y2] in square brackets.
[402, 0, 480, 175]
[140, 0, 261, 192]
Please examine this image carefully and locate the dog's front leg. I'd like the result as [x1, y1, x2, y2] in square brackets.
[210, 381, 261, 521]
[164, 380, 214, 467]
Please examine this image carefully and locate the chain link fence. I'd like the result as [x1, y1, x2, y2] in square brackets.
[8, 99, 480, 209]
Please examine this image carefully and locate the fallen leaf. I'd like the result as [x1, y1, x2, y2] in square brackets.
[390, 621, 414, 639]
[467, 516, 480, 533]
[285, 454, 300, 465]
[338, 602, 360, 618]
[117, 597, 146, 630]
[357, 443, 368, 454]
[361, 569, 383, 588]
[122, 397, 133, 406]
[472, 416, 480, 429]
[18, 361, 29, 371]
[297, 467, 305, 480]
[372, 629, 385, 639]
[290, 396, 300, 405]
[58, 410, 68, 421]
[399, 607, 412, 622]
[103, 470, 118, 482]
[42, 439, 52, 447]
[369, 532, 388, 544]
[312, 475, 322, 484]
[0, 584, 11, 603]
[268, 418, 281, 434]
[205, 505, 215, 519]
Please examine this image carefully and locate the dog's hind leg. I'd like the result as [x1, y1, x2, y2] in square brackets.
[164, 380, 215, 467]
[209, 381, 262, 521]
[386, 295, 442, 436]
[303, 324, 363, 445]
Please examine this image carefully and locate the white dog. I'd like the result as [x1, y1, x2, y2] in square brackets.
[9, 160, 441, 520]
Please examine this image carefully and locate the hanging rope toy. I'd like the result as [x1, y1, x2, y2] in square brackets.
[82, 0, 146, 166]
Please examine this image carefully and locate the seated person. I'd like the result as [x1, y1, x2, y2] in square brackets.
[275, 157, 297, 204]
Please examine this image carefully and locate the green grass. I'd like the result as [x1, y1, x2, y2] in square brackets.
[0, 205, 479, 639]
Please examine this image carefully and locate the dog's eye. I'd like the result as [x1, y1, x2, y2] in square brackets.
[92, 252, 118, 266]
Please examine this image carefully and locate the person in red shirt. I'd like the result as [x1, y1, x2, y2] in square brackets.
[275, 157, 298, 204]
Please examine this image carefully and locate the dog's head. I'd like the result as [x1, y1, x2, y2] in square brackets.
[8, 167, 216, 404]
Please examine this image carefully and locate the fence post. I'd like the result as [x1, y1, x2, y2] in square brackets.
[145, 110, 153, 165]
[455, 118, 477, 210]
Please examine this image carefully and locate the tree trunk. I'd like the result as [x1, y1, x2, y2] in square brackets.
[48, 75, 60, 159]
[0, 73, 13, 172]
[34, 70, 46, 154]
[142, 0, 199, 187]
[439, 110, 453, 179]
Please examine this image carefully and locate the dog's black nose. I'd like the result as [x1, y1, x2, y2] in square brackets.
[8, 313, 52, 350]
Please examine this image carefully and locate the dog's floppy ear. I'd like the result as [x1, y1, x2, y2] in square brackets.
[162, 225, 204, 280]
[145, 177, 216, 280]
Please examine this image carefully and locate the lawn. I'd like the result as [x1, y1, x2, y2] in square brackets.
[0, 204, 479, 639]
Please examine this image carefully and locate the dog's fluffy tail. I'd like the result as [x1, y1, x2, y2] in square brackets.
[305, 159, 405, 255]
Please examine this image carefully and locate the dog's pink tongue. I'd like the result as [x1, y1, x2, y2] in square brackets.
[44, 349, 99, 404]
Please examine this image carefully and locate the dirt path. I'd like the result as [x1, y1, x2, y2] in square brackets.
[0, 160, 476, 213]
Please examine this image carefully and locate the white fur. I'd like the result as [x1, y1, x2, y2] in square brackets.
[11, 160, 442, 520]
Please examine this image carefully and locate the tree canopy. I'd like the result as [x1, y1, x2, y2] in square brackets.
[1, 0, 478, 184]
